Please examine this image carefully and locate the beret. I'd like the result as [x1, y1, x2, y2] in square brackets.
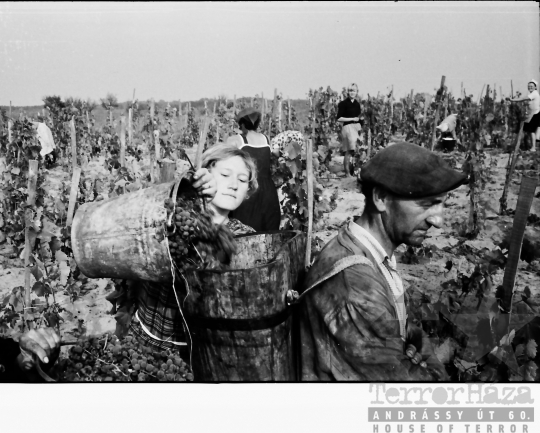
[360, 142, 468, 198]
[236, 107, 261, 125]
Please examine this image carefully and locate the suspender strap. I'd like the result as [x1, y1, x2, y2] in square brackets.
[298, 255, 375, 302]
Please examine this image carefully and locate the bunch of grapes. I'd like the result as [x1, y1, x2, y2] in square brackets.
[164, 185, 237, 272]
[58, 333, 193, 382]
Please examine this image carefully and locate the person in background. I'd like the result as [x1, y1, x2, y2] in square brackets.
[226, 107, 281, 231]
[299, 142, 467, 381]
[129, 145, 257, 358]
[1, 327, 61, 382]
[337, 83, 362, 177]
[507, 79, 540, 152]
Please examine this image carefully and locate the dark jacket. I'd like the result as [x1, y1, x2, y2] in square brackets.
[299, 223, 448, 381]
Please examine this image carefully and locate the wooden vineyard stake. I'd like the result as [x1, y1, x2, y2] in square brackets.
[498, 176, 538, 336]
[278, 95, 282, 132]
[233, 95, 236, 116]
[288, 97, 291, 128]
[160, 160, 177, 183]
[8, 119, 12, 144]
[430, 75, 446, 151]
[150, 99, 155, 121]
[409, 89, 414, 109]
[250, 97, 253, 107]
[389, 85, 394, 122]
[476, 84, 485, 106]
[423, 94, 431, 125]
[66, 167, 82, 227]
[120, 115, 126, 167]
[70, 116, 77, 171]
[467, 153, 481, 237]
[24, 160, 39, 322]
[153, 130, 161, 183]
[511, 80, 514, 98]
[499, 121, 525, 214]
[305, 138, 314, 270]
[204, 100, 208, 115]
[261, 92, 265, 130]
[195, 116, 210, 170]
[128, 108, 133, 148]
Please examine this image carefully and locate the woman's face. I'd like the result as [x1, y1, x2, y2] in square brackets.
[528, 83, 536, 93]
[348, 87, 358, 99]
[209, 156, 251, 213]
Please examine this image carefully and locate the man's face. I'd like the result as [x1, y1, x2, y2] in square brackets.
[382, 192, 447, 247]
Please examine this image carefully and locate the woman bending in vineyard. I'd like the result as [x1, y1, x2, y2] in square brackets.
[128, 145, 257, 361]
[507, 79, 540, 152]
[225, 108, 281, 231]
[337, 83, 362, 177]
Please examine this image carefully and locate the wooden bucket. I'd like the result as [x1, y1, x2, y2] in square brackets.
[182, 231, 306, 382]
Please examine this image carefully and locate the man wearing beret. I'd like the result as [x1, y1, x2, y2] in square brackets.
[298, 142, 467, 381]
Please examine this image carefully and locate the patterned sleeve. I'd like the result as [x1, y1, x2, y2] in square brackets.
[227, 218, 256, 235]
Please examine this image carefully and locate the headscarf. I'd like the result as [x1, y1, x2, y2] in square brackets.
[528, 79, 538, 90]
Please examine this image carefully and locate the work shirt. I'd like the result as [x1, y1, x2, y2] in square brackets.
[526, 90, 540, 120]
[348, 223, 407, 339]
[299, 222, 448, 381]
[336, 98, 361, 126]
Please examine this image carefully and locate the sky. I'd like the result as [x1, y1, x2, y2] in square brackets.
[0, 1, 539, 106]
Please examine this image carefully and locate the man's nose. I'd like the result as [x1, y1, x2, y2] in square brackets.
[426, 212, 443, 229]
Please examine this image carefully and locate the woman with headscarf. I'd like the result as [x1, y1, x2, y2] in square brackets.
[225, 107, 281, 231]
[508, 79, 540, 152]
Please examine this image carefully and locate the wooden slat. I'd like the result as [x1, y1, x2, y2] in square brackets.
[24, 160, 39, 313]
[66, 167, 82, 227]
[501, 176, 538, 312]
[195, 116, 210, 170]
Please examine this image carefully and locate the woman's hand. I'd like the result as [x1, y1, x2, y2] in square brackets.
[18, 328, 61, 372]
[192, 168, 217, 200]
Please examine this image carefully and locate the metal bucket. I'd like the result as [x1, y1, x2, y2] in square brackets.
[71, 178, 186, 283]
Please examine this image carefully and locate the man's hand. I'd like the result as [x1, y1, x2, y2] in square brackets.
[192, 168, 217, 200]
[18, 328, 61, 372]
[405, 322, 427, 368]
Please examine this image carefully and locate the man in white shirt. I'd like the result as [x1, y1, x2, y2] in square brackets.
[298, 142, 467, 381]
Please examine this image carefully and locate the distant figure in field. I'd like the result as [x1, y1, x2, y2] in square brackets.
[507, 79, 540, 152]
[226, 108, 281, 231]
[436, 113, 459, 150]
[337, 83, 362, 177]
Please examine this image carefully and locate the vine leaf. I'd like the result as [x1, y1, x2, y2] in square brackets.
[525, 340, 537, 359]
[499, 329, 515, 346]
[32, 281, 48, 297]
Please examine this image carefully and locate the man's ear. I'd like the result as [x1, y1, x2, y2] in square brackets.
[372, 185, 390, 213]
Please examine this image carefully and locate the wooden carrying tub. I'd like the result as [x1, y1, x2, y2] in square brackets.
[182, 231, 306, 381]
[71, 178, 187, 283]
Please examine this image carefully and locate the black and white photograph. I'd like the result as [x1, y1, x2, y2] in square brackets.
[0, 2, 539, 432]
